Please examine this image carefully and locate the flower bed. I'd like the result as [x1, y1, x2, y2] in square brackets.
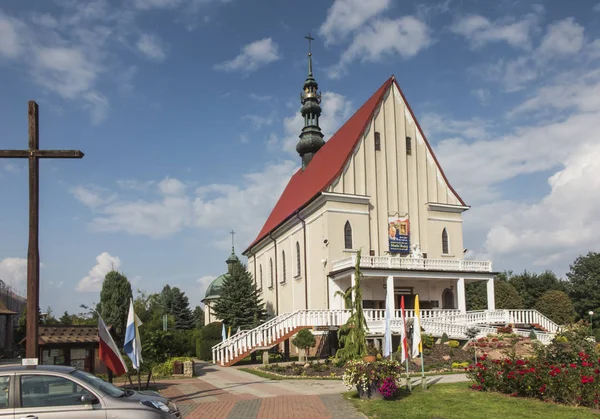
[261, 360, 343, 378]
[467, 351, 600, 407]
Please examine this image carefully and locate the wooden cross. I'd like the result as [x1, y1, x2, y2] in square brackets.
[0, 101, 84, 359]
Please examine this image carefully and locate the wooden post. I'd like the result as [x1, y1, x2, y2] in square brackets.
[26, 102, 40, 360]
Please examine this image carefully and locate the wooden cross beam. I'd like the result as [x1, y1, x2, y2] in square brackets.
[0, 101, 84, 359]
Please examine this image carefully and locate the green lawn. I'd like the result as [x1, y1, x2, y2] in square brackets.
[346, 383, 600, 419]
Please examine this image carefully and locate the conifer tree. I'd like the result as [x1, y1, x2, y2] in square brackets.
[97, 270, 132, 345]
[212, 260, 267, 331]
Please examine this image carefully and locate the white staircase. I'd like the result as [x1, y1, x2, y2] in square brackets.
[212, 309, 560, 366]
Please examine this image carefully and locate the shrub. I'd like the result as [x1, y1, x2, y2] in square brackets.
[198, 321, 223, 360]
[497, 326, 513, 334]
[441, 332, 449, 344]
[451, 361, 469, 369]
[535, 290, 575, 325]
[152, 357, 193, 378]
[422, 334, 435, 349]
[529, 330, 537, 340]
[448, 340, 460, 348]
[291, 329, 317, 356]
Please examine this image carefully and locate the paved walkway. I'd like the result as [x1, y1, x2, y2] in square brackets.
[156, 363, 469, 418]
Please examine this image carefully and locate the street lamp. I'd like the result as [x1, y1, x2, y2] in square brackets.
[589, 311, 594, 335]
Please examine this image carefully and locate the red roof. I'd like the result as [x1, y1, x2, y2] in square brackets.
[244, 76, 465, 253]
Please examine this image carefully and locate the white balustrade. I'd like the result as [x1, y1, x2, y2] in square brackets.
[212, 307, 561, 364]
[331, 255, 492, 273]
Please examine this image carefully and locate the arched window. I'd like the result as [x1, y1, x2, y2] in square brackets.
[259, 265, 263, 290]
[344, 221, 353, 249]
[296, 241, 301, 277]
[269, 258, 274, 288]
[281, 250, 286, 283]
[442, 228, 449, 254]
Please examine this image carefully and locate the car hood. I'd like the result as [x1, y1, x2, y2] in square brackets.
[117, 389, 170, 403]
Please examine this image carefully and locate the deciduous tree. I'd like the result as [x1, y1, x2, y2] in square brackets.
[567, 252, 600, 325]
[535, 290, 575, 325]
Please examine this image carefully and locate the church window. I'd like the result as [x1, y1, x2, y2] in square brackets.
[406, 136, 412, 155]
[374, 132, 381, 151]
[442, 228, 449, 254]
[259, 265, 263, 290]
[281, 251, 286, 283]
[269, 258, 274, 288]
[296, 242, 301, 277]
[344, 221, 353, 249]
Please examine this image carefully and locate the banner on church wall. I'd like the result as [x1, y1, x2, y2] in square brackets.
[388, 216, 410, 254]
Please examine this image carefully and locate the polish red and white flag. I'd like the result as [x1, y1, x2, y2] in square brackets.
[98, 315, 127, 376]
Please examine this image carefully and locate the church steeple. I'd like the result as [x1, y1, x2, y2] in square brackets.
[226, 229, 239, 274]
[296, 33, 324, 169]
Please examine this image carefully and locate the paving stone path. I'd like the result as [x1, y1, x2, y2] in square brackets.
[155, 362, 470, 418]
[156, 363, 366, 418]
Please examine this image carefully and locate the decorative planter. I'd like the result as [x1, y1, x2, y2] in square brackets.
[362, 355, 376, 362]
[357, 382, 383, 400]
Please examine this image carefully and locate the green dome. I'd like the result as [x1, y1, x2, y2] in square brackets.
[204, 273, 229, 300]
[226, 252, 240, 264]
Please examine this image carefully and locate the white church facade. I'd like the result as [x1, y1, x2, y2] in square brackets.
[210, 46, 561, 366]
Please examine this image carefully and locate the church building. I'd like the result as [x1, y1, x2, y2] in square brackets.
[211, 43, 560, 366]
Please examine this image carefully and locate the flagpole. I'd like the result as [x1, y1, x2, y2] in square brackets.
[420, 348, 426, 390]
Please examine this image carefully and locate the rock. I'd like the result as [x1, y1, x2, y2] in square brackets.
[304, 363, 310, 369]
[262, 351, 269, 365]
[442, 355, 451, 361]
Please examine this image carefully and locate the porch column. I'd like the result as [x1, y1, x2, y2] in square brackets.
[487, 278, 495, 311]
[386, 276, 395, 315]
[457, 277, 466, 313]
[351, 272, 356, 305]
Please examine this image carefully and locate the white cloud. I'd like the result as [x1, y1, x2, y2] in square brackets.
[594, 2, 600, 12]
[136, 33, 167, 61]
[77, 252, 122, 292]
[70, 185, 115, 208]
[450, 14, 538, 49]
[158, 177, 186, 195]
[536, 17, 584, 58]
[330, 17, 431, 78]
[214, 38, 280, 73]
[242, 114, 273, 130]
[471, 88, 490, 105]
[319, 0, 391, 45]
[249, 93, 272, 101]
[0, 258, 27, 289]
[73, 161, 298, 248]
[0, 11, 25, 58]
[483, 142, 600, 267]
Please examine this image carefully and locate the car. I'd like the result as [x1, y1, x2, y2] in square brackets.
[0, 364, 180, 418]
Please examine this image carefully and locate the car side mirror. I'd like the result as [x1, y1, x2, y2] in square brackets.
[81, 393, 97, 404]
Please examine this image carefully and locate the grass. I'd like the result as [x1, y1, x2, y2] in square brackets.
[345, 382, 600, 419]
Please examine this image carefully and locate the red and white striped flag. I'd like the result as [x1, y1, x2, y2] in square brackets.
[98, 315, 127, 376]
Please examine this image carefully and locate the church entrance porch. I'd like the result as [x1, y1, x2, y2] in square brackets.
[328, 254, 496, 314]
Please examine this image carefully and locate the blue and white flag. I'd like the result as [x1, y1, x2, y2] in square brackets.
[222, 323, 226, 341]
[124, 298, 143, 370]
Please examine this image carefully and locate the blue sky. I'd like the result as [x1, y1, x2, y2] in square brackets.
[1, 0, 600, 315]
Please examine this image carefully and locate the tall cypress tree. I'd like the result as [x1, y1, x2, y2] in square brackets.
[98, 270, 132, 345]
[212, 260, 267, 330]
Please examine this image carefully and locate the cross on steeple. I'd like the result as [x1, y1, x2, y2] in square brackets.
[305, 33, 314, 55]
[230, 229, 235, 252]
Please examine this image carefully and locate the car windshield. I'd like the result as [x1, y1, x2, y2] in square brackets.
[70, 370, 125, 398]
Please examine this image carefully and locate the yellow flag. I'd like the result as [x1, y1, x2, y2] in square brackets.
[411, 294, 422, 357]
[228, 326, 231, 338]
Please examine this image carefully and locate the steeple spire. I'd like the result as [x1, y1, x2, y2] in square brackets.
[226, 229, 239, 273]
[296, 33, 324, 169]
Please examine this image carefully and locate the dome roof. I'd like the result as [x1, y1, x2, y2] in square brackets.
[204, 273, 229, 300]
